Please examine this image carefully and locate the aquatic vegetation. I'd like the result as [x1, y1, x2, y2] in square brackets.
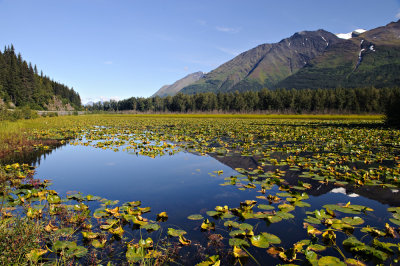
[1, 114, 399, 264]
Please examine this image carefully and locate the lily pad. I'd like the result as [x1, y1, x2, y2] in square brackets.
[318, 256, 345, 266]
[187, 214, 204, 220]
[167, 228, 186, 237]
[262, 232, 281, 244]
[229, 238, 250, 247]
[250, 234, 270, 248]
[141, 223, 160, 232]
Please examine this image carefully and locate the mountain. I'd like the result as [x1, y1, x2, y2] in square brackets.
[0, 45, 81, 110]
[181, 20, 400, 94]
[276, 20, 400, 89]
[181, 30, 341, 94]
[152, 71, 204, 97]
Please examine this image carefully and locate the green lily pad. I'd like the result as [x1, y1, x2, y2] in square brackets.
[342, 217, 364, 226]
[81, 231, 99, 239]
[224, 220, 240, 228]
[167, 228, 187, 237]
[305, 250, 318, 265]
[262, 232, 281, 244]
[109, 226, 124, 237]
[141, 223, 160, 232]
[372, 239, 396, 253]
[250, 234, 270, 248]
[206, 211, 220, 217]
[229, 230, 246, 237]
[229, 238, 250, 247]
[92, 239, 106, 248]
[126, 245, 145, 263]
[268, 215, 283, 223]
[196, 255, 220, 266]
[47, 194, 61, 204]
[304, 216, 322, 224]
[276, 211, 294, 220]
[389, 218, 400, 226]
[258, 204, 275, 210]
[307, 244, 326, 252]
[26, 249, 47, 262]
[238, 223, 253, 231]
[318, 256, 345, 266]
[86, 195, 101, 201]
[187, 214, 204, 220]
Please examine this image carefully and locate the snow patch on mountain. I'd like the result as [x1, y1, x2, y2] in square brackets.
[336, 29, 367, 39]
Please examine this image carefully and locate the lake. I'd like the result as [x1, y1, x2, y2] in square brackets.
[3, 116, 400, 265]
[29, 137, 399, 264]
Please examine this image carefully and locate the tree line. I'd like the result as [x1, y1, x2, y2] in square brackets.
[0, 45, 81, 110]
[88, 87, 399, 114]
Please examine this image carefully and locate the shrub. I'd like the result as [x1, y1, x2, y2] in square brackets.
[385, 95, 400, 128]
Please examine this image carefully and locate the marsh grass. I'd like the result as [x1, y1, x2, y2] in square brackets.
[0, 118, 72, 159]
[0, 114, 383, 160]
[0, 217, 44, 265]
[87, 113, 384, 120]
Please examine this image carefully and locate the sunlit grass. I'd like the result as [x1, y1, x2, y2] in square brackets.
[0, 113, 385, 159]
[87, 113, 384, 120]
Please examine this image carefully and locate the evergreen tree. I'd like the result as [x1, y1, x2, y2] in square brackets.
[0, 44, 81, 109]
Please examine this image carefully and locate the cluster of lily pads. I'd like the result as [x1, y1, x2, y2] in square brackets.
[0, 163, 195, 264]
[2, 115, 400, 264]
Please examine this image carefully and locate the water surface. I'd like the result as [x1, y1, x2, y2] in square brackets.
[31, 143, 399, 264]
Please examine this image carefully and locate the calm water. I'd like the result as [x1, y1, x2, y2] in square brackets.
[30, 143, 399, 264]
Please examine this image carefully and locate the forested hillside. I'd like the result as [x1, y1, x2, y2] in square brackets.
[0, 45, 81, 110]
[89, 87, 399, 114]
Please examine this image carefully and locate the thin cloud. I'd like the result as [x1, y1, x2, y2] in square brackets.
[104, 61, 113, 65]
[215, 26, 241, 33]
[183, 58, 221, 68]
[396, 10, 400, 19]
[197, 19, 207, 26]
[217, 47, 241, 56]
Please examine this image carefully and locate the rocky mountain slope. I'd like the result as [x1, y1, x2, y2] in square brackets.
[276, 20, 400, 89]
[180, 20, 400, 94]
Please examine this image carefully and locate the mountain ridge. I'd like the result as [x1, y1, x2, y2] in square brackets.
[179, 19, 400, 94]
[152, 71, 204, 97]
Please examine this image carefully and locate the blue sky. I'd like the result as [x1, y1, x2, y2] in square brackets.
[1, 0, 399, 103]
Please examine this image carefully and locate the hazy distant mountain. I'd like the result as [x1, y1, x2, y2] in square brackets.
[152, 71, 204, 97]
[181, 20, 400, 94]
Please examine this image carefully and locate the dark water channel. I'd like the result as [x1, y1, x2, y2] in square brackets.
[14, 142, 399, 264]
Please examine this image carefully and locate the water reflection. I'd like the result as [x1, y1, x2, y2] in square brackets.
[0, 141, 65, 165]
[5, 141, 393, 264]
[213, 153, 400, 207]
